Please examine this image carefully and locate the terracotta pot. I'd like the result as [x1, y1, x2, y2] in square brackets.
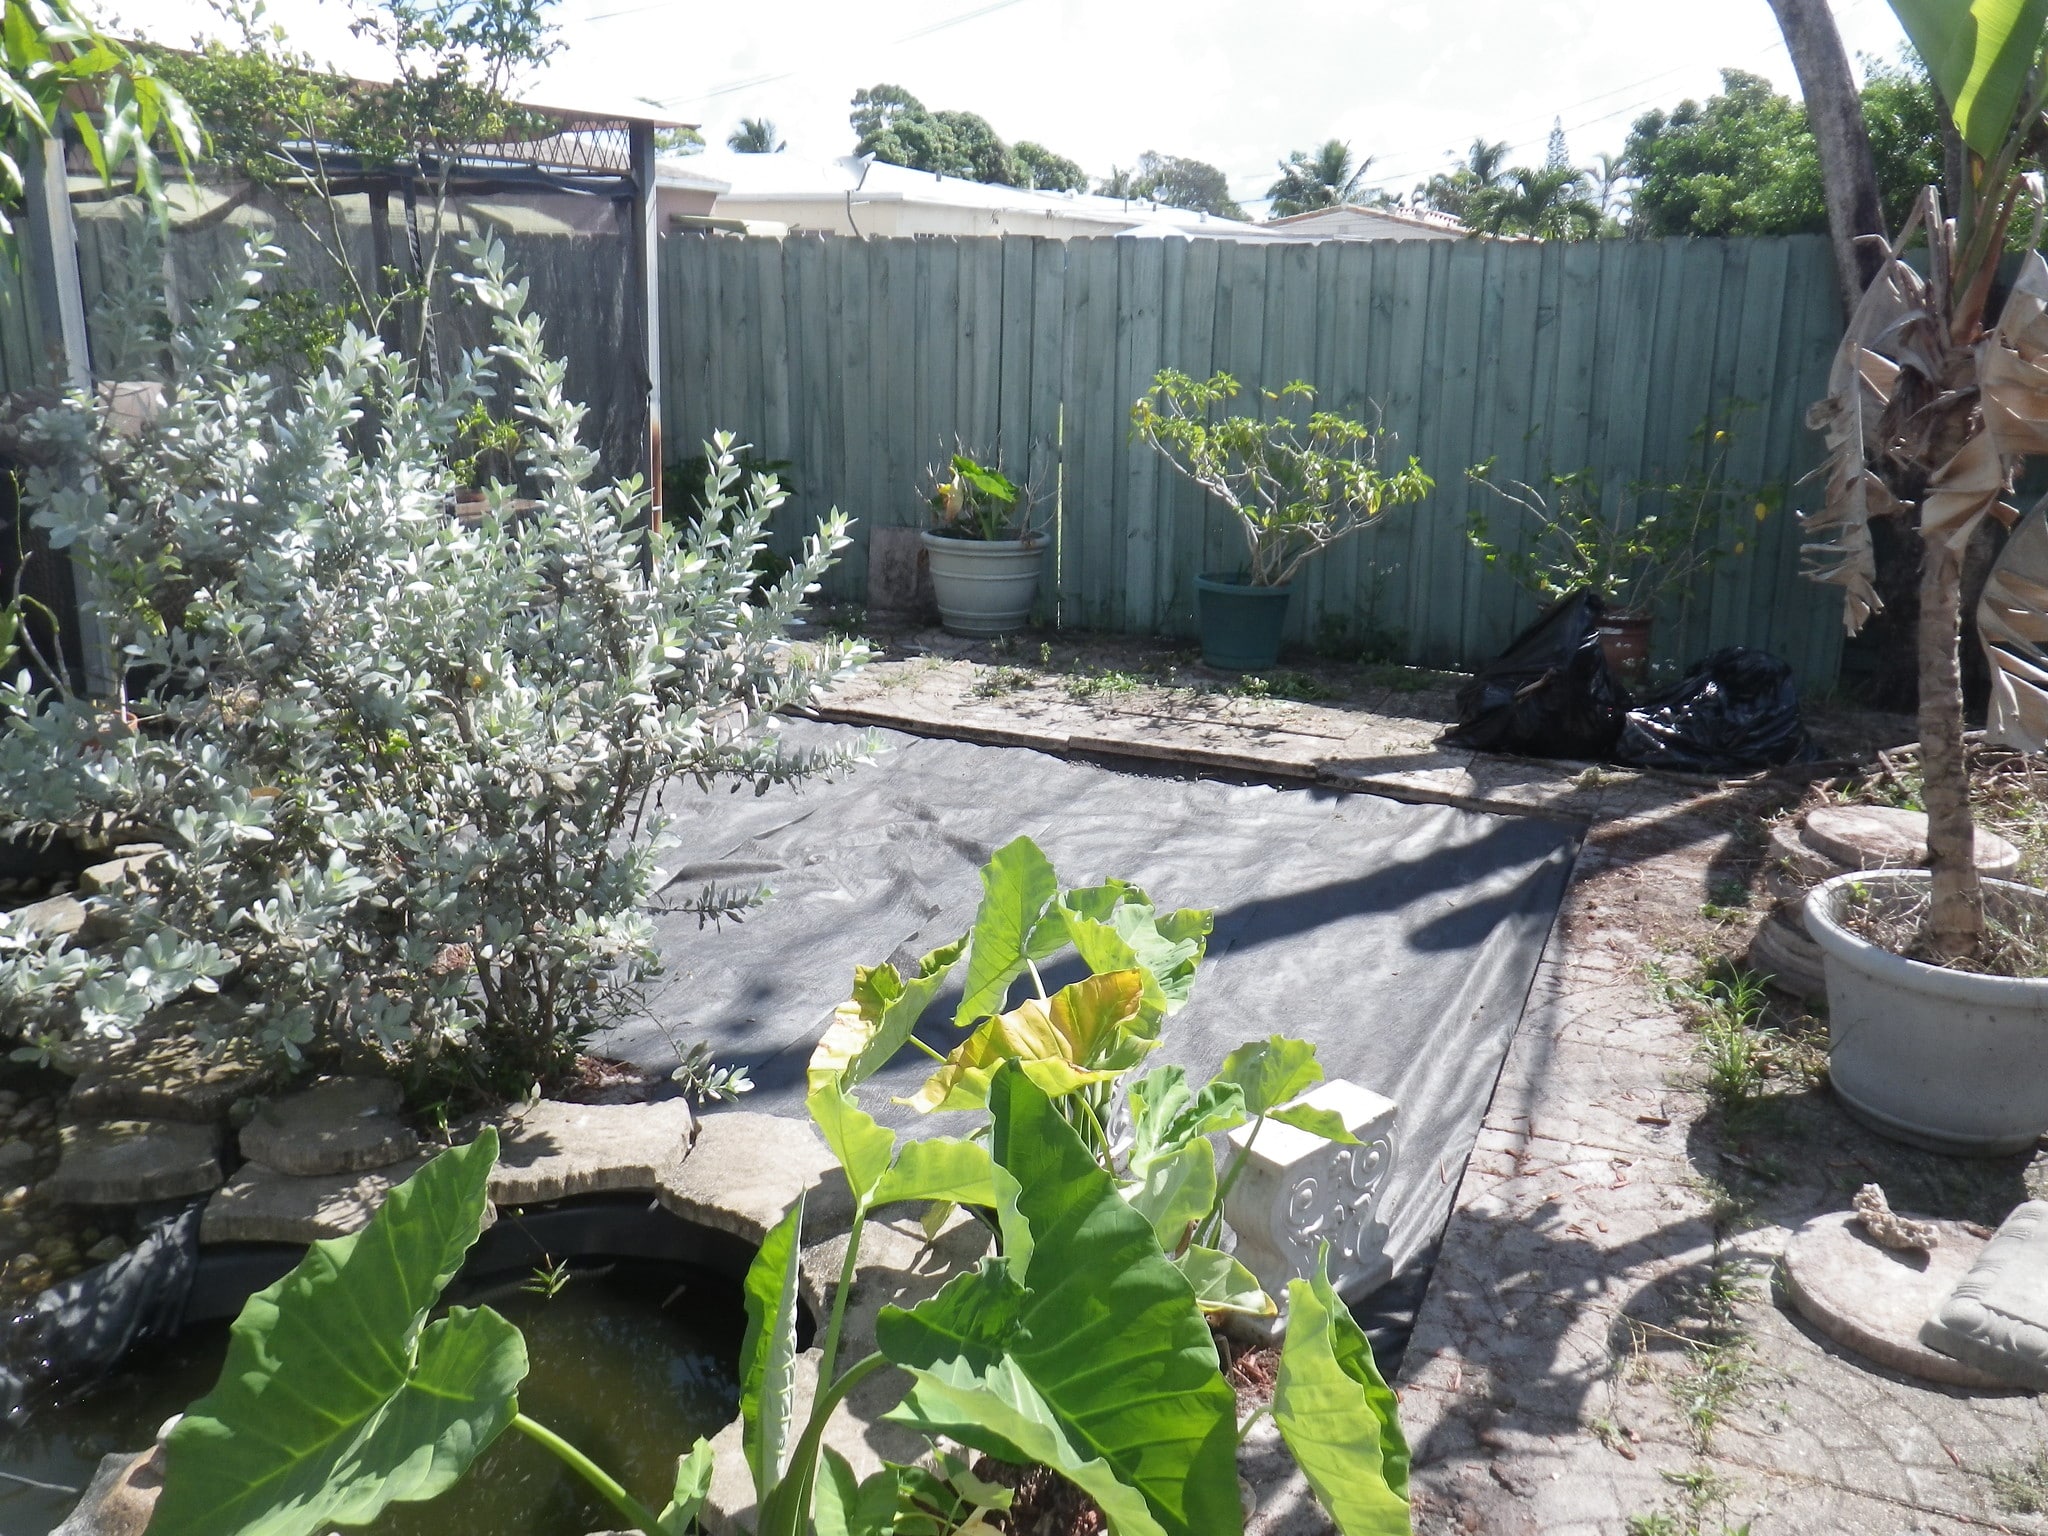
[1594, 609, 1651, 680]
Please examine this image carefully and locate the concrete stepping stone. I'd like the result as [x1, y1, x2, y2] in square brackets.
[1802, 804, 2020, 877]
[488, 1097, 696, 1205]
[1922, 1199, 2048, 1390]
[1765, 821, 1845, 904]
[1783, 1209, 2010, 1389]
[1747, 909, 1828, 1001]
[655, 1110, 850, 1247]
[68, 1033, 268, 1126]
[201, 1156, 455, 1244]
[42, 1120, 222, 1206]
[240, 1076, 418, 1176]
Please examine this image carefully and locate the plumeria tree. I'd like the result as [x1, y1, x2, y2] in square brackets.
[1803, 0, 2048, 958]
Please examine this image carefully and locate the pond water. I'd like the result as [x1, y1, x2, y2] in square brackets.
[0, 1255, 745, 1536]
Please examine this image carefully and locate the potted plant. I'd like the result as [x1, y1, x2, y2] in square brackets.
[1797, 2, 2048, 1154]
[448, 400, 525, 522]
[1464, 441, 1738, 681]
[1132, 370, 1433, 670]
[920, 449, 1046, 637]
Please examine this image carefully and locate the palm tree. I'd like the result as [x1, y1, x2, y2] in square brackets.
[1266, 139, 1370, 217]
[1592, 151, 1629, 220]
[728, 117, 785, 154]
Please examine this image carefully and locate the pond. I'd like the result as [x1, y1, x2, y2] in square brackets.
[0, 1215, 750, 1536]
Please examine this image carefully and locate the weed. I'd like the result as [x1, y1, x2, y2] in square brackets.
[822, 605, 870, 639]
[670, 1041, 755, 1104]
[1992, 1450, 2048, 1515]
[1626, 1515, 1681, 1536]
[1667, 1258, 1755, 1453]
[1698, 878, 1753, 924]
[1038, 641, 1053, 665]
[1233, 670, 1342, 703]
[1359, 662, 1453, 694]
[973, 666, 1033, 698]
[1065, 668, 1147, 700]
[524, 1257, 572, 1298]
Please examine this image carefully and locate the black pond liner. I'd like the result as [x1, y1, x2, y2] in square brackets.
[2, 1204, 782, 1536]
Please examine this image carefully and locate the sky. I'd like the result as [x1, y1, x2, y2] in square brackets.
[124, 0, 1914, 215]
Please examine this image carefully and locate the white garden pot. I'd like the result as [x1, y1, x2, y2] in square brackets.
[920, 530, 1045, 637]
[1805, 869, 2048, 1156]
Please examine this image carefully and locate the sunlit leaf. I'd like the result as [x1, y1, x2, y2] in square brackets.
[955, 837, 1059, 1025]
[1173, 1245, 1276, 1318]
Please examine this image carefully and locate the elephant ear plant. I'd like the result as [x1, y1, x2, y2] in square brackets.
[152, 841, 1412, 1535]
[1803, 0, 2048, 961]
[0, 233, 858, 1094]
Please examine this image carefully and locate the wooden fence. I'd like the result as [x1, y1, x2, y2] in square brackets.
[661, 230, 1850, 680]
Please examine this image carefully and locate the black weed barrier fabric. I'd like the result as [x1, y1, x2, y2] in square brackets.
[610, 722, 1577, 1365]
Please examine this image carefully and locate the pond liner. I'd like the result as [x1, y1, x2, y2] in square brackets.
[0, 1198, 203, 1427]
[4, 1193, 800, 1434]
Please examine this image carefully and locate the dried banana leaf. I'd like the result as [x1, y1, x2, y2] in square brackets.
[1801, 256, 1920, 634]
[1980, 251, 2048, 456]
[1922, 430, 2017, 554]
[1980, 500, 2048, 752]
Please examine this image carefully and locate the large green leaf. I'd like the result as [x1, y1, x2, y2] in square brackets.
[1039, 883, 1213, 1024]
[873, 1135, 999, 1209]
[814, 1447, 900, 1536]
[1218, 1034, 1325, 1116]
[1273, 1247, 1410, 1534]
[657, 1437, 715, 1535]
[806, 1082, 898, 1205]
[740, 1193, 806, 1505]
[954, 837, 1060, 1025]
[888, 1357, 1170, 1536]
[880, 1067, 1243, 1536]
[910, 971, 1150, 1112]
[1127, 1064, 1247, 1174]
[1889, 0, 2048, 156]
[813, 935, 968, 1087]
[1126, 1139, 1216, 1250]
[1172, 1246, 1275, 1318]
[153, 1133, 518, 1536]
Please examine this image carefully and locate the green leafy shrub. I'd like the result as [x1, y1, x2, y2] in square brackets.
[0, 235, 857, 1093]
[924, 451, 1040, 542]
[1130, 370, 1434, 588]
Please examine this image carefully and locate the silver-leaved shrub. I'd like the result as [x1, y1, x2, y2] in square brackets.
[0, 234, 857, 1093]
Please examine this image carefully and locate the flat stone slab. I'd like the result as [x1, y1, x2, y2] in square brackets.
[1802, 805, 2020, 876]
[9, 893, 85, 940]
[655, 1111, 849, 1247]
[1783, 1210, 2010, 1390]
[1766, 821, 1844, 900]
[240, 1076, 418, 1176]
[199, 1155, 473, 1244]
[43, 1120, 221, 1206]
[489, 1097, 696, 1205]
[54, 1444, 162, 1536]
[1922, 1198, 2048, 1391]
[68, 1034, 269, 1126]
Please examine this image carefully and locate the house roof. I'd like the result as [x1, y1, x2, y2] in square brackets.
[1262, 202, 1468, 235]
[682, 150, 1263, 235]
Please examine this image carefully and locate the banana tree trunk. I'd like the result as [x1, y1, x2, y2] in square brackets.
[1918, 537, 1984, 957]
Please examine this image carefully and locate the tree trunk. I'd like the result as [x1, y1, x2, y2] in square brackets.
[1766, 0, 1887, 312]
[1918, 537, 1984, 958]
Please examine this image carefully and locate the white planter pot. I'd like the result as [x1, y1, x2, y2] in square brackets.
[1805, 869, 2048, 1155]
[920, 530, 1045, 637]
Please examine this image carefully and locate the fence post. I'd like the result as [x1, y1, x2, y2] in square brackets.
[630, 121, 662, 534]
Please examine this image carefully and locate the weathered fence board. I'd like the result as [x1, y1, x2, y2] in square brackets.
[664, 229, 1847, 679]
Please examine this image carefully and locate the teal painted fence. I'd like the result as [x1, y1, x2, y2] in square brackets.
[661, 231, 1850, 681]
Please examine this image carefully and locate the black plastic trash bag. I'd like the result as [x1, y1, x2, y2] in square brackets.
[1444, 591, 1629, 760]
[1615, 646, 1816, 774]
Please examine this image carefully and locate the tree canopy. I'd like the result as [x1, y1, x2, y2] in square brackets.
[849, 82, 1083, 190]
[1624, 62, 1941, 238]
[728, 116, 783, 153]
[1267, 139, 1369, 217]
[1097, 152, 1243, 219]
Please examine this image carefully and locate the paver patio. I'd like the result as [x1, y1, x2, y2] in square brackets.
[807, 626, 2048, 1536]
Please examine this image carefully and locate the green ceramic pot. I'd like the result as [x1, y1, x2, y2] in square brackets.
[1194, 573, 1292, 670]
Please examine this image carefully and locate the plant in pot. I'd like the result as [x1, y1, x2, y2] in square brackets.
[449, 399, 526, 521]
[1465, 440, 1739, 683]
[921, 449, 1046, 637]
[1797, 2, 2048, 1155]
[1131, 370, 1433, 671]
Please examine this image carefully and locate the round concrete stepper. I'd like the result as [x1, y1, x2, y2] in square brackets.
[1748, 910, 1828, 1002]
[1766, 822, 1847, 900]
[1783, 1210, 2011, 1390]
[1802, 805, 2020, 878]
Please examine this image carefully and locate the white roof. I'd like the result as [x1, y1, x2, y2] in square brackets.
[683, 150, 1264, 235]
[1261, 202, 1468, 236]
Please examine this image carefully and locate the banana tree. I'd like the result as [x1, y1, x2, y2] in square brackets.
[1804, 0, 2048, 957]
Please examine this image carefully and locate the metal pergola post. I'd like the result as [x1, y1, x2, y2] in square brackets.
[629, 120, 662, 535]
